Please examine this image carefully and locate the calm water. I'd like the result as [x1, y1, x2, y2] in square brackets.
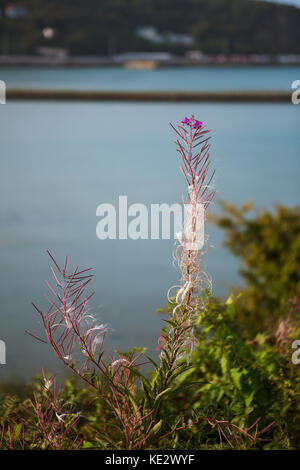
[0, 96, 299, 380]
[0, 65, 299, 91]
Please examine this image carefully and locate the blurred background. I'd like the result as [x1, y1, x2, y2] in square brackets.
[0, 0, 299, 381]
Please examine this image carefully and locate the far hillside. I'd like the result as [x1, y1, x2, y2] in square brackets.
[0, 0, 300, 56]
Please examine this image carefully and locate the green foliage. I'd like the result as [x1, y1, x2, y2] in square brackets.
[2, 294, 300, 449]
[1, 301, 299, 449]
[212, 202, 300, 334]
[162, 296, 300, 449]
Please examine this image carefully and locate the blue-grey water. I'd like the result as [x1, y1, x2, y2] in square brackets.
[0, 65, 299, 91]
[0, 67, 299, 381]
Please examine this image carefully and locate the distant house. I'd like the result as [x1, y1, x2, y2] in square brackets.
[36, 47, 69, 60]
[185, 50, 206, 62]
[136, 26, 164, 44]
[136, 26, 193, 46]
[249, 54, 272, 64]
[164, 32, 193, 46]
[277, 54, 300, 64]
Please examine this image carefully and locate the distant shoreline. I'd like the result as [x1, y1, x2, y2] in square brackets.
[0, 56, 300, 68]
[7, 89, 291, 102]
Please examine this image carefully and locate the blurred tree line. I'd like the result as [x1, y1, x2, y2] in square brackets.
[0, 0, 300, 56]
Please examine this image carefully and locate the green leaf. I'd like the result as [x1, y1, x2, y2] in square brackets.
[153, 387, 172, 407]
[225, 293, 235, 305]
[12, 423, 22, 440]
[230, 368, 245, 390]
[151, 419, 163, 435]
[245, 391, 255, 408]
[145, 354, 159, 371]
[82, 440, 95, 449]
[220, 356, 228, 374]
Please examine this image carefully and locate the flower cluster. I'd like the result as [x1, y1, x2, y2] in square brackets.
[181, 116, 203, 129]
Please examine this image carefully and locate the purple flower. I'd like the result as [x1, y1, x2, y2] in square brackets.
[193, 120, 203, 129]
[181, 117, 190, 126]
[181, 116, 203, 129]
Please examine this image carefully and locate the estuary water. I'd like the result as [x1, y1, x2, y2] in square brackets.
[0, 65, 299, 91]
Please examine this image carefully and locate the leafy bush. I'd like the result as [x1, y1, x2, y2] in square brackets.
[160, 294, 300, 449]
[212, 202, 300, 334]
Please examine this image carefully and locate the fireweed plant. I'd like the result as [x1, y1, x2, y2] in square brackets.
[168, 115, 215, 358]
[16, 115, 274, 450]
